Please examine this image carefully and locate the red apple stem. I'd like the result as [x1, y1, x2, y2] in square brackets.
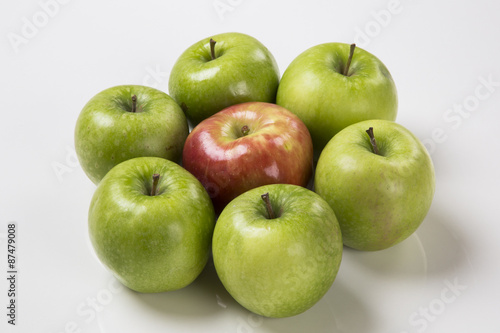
[343, 43, 356, 76]
[261, 193, 276, 219]
[241, 125, 250, 136]
[210, 38, 217, 60]
[366, 127, 380, 155]
[151, 173, 160, 196]
[131, 95, 137, 113]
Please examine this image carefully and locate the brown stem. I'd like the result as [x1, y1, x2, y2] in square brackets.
[343, 43, 356, 76]
[210, 38, 217, 60]
[261, 193, 275, 219]
[151, 174, 160, 196]
[241, 125, 250, 136]
[366, 127, 380, 155]
[131, 95, 137, 113]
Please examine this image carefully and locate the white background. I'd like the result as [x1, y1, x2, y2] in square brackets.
[1, 0, 499, 332]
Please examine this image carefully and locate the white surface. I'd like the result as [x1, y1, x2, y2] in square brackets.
[1, 0, 499, 332]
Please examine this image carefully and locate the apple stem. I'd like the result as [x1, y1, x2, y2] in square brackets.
[210, 38, 217, 60]
[241, 125, 250, 136]
[131, 95, 137, 113]
[151, 173, 160, 196]
[366, 127, 380, 155]
[261, 193, 276, 219]
[343, 43, 356, 76]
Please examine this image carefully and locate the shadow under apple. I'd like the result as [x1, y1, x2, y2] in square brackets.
[128, 256, 233, 318]
[257, 278, 374, 333]
[125, 251, 374, 333]
[343, 204, 474, 281]
[415, 207, 474, 278]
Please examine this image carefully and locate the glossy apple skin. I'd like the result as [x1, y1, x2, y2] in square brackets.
[277, 43, 397, 157]
[75, 85, 189, 184]
[182, 102, 313, 213]
[213, 184, 343, 318]
[315, 120, 435, 251]
[88, 157, 215, 293]
[169, 32, 280, 126]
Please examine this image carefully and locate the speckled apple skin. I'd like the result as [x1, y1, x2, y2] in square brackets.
[75, 85, 188, 184]
[169, 32, 280, 126]
[315, 120, 435, 251]
[277, 43, 398, 156]
[213, 184, 343, 318]
[88, 157, 215, 293]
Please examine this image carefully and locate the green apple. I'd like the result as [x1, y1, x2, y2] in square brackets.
[212, 184, 343, 318]
[88, 157, 215, 292]
[168, 32, 280, 126]
[314, 120, 435, 251]
[75, 85, 188, 184]
[277, 43, 397, 156]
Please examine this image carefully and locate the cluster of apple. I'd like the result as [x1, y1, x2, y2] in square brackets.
[74, 32, 435, 318]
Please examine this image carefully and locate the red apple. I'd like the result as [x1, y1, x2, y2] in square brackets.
[182, 102, 313, 213]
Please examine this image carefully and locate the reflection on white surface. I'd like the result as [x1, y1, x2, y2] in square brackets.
[343, 232, 428, 281]
[416, 209, 476, 279]
[396, 210, 476, 333]
[90, 232, 426, 333]
[328, 233, 429, 333]
[87, 233, 106, 270]
[87, 209, 479, 333]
